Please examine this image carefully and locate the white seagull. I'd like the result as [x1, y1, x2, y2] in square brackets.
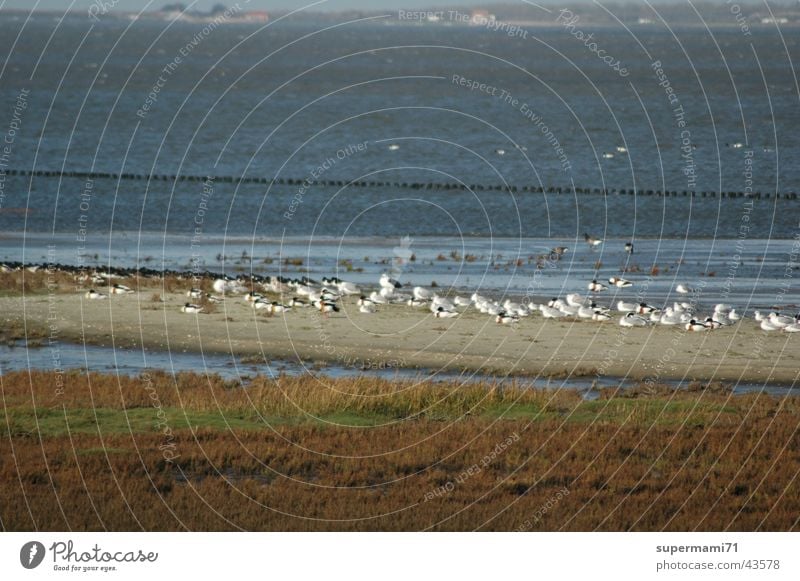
[369, 292, 388, 304]
[760, 318, 781, 331]
[413, 286, 432, 301]
[110, 284, 134, 295]
[454, 296, 472, 308]
[620, 312, 649, 327]
[539, 305, 567, 319]
[768, 313, 795, 328]
[337, 281, 360, 295]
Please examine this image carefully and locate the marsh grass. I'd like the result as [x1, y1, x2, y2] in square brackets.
[2, 370, 795, 431]
[1, 370, 579, 424]
[0, 270, 215, 296]
[1, 370, 798, 531]
[0, 269, 74, 295]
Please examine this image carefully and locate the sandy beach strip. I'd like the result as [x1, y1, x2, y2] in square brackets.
[3, 292, 798, 385]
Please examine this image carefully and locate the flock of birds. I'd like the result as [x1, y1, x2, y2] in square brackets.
[5, 239, 795, 334]
[390, 142, 767, 157]
[339, 271, 797, 333]
[487, 142, 770, 159]
[74, 257, 800, 334]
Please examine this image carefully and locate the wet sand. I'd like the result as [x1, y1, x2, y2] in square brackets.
[3, 292, 798, 385]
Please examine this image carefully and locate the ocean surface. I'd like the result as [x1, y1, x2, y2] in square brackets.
[0, 13, 798, 304]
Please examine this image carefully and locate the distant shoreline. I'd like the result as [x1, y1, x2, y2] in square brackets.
[0, 11, 798, 29]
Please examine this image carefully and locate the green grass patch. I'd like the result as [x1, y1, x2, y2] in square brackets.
[3, 395, 743, 438]
[4, 407, 268, 436]
[485, 402, 549, 421]
[317, 411, 389, 427]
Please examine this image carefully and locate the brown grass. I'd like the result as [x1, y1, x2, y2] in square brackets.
[0, 270, 223, 297]
[198, 295, 218, 314]
[1, 370, 798, 531]
[0, 269, 75, 294]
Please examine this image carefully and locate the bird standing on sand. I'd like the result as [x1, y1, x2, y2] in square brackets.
[379, 273, 402, 290]
[336, 280, 360, 295]
[357, 295, 375, 307]
[584, 233, 603, 247]
[760, 318, 781, 331]
[110, 284, 134, 294]
[608, 276, 633, 288]
[624, 242, 634, 254]
[587, 280, 607, 293]
[413, 286, 432, 301]
[637, 302, 658, 315]
[84, 289, 107, 300]
[180, 303, 203, 314]
[685, 319, 709, 331]
[539, 304, 566, 318]
[619, 312, 649, 327]
[495, 312, 519, 325]
[244, 291, 263, 303]
[317, 301, 340, 315]
[434, 306, 458, 318]
[783, 320, 800, 332]
[768, 312, 795, 328]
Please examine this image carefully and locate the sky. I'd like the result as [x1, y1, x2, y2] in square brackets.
[0, 0, 752, 13]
